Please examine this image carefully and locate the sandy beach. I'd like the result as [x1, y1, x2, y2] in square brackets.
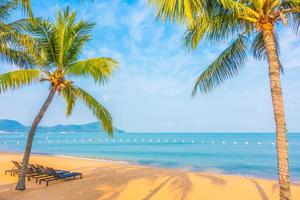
[0, 152, 299, 200]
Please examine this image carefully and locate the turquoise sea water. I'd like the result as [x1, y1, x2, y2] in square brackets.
[1, 132, 299, 181]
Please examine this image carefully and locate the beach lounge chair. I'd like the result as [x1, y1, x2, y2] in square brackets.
[5, 161, 21, 175]
[12, 163, 41, 178]
[30, 165, 69, 183]
[39, 167, 82, 186]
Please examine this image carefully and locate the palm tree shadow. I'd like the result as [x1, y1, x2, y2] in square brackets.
[0, 165, 194, 200]
[196, 174, 227, 186]
[142, 176, 174, 200]
[247, 178, 270, 200]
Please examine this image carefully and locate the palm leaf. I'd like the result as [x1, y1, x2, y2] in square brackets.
[0, 69, 41, 93]
[192, 34, 248, 95]
[148, 0, 204, 24]
[14, 0, 32, 18]
[60, 83, 77, 116]
[67, 58, 117, 83]
[280, 0, 300, 35]
[0, 45, 33, 68]
[55, 7, 95, 67]
[73, 86, 113, 135]
[218, 0, 259, 18]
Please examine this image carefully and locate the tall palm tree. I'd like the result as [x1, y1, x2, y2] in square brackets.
[0, 7, 117, 190]
[0, 0, 35, 68]
[149, 0, 300, 199]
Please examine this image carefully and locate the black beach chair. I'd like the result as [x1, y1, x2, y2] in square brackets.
[39, 167, 82, 186]
[31, 165, 69, 183]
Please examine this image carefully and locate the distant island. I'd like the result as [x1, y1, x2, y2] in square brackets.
[0, 119, 124, 133]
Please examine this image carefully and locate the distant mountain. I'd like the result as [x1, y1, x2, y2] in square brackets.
[0, 119, 124, 133]
[0, 119, 26, 132]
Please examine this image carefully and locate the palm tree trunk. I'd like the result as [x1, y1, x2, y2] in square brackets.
[262, 29, 291, 200]
[15, 87, 56, 190]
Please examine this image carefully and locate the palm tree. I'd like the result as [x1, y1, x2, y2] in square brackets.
[0, 7, 117, 190]
[0, 0, 35, 68]
[149, 0, 300, 199]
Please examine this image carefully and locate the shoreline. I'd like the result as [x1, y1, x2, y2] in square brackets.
[1, 150, 299, 184]
[1, 152, 300, 200]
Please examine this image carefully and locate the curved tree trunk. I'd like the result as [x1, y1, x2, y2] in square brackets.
[15, 87, 56, 190]
[262, 29, 291, 200]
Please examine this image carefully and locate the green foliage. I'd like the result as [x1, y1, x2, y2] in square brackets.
[0, 69, 40, 93]
[0, 7, 117, 136]
[151, 0, 300, 95]
[148, 0, 203, 24]
[71, 86, 113, 135]
[67, 58, 117, 83]
[60, 84, 77, 116]
[192, 35, 248, 95]
[14, 0, 32, 17]
[0, 1, 35, 68]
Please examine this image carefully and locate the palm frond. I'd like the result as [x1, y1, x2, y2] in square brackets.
[55, 7, 95, 67]
[73, 86, 113, 135]
[27, 19, 57, 67]
[0, 45, 33, 68]
[60, 83, 77, 116]
[0, 69, 41, 93]
[280, 0, 300, 35]
[148, 0, 204, 24]
[192, 34, 248, 95]
[0, 0, 16, 20]
[67, 58, 117, 83]
[218, 0, 259, 18]
[14, 0, 32, 18]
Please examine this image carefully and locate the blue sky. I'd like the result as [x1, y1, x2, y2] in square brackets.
[0, 0, 299, 132]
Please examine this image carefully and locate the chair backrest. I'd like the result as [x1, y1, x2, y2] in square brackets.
[12, 161, 22, 169]
[29, 164, 40, 173]
[36, 165, 48, 174]
[46, 167, 61, 178]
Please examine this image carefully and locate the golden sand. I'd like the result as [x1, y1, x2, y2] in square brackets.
[0, 152, 299, 200]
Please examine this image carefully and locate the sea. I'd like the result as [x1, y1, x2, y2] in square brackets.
[0, 131, 299, 182]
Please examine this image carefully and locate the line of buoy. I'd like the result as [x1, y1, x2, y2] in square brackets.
[2, 140, 297, 146]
